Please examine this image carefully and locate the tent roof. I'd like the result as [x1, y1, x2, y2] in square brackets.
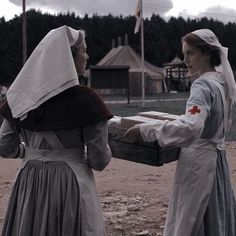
[97, 45, 164, 78]
[164, 56, 184, 67]
[170, 56, 183, 64]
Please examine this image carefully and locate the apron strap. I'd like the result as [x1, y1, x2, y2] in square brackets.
[43, 132, 65, 148]
[29, 131, 65, 149]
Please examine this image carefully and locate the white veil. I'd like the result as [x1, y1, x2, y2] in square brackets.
[6, 25, 85, 120]
[192, 29, 236, 104]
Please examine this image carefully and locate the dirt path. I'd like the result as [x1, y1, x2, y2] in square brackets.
[1, 142, 236, 235]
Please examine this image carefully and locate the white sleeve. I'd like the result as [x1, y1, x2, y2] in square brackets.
[140, 79, 211, 147]
[140, 111, 206, 147]
[83, 120, 112, 171]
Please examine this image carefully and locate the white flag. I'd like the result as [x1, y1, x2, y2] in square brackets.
[134, 0, 142, 34]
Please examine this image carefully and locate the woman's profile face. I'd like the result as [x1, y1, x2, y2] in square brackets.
[182, 41, 211, 77]
[74, 41, 89, 75]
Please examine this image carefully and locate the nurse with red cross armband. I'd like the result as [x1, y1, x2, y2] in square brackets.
[124, 29, 236, 236]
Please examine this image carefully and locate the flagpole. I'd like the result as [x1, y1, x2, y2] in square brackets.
[22, 0, 27, 65]
[140, 0, 145, 108]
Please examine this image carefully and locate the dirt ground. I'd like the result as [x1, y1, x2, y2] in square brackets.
[1, 142, 236, 236]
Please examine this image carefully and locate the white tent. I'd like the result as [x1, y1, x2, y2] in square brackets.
[97, 45, 166, 94]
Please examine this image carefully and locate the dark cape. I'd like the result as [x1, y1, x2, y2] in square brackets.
[0, 85, 113, 131]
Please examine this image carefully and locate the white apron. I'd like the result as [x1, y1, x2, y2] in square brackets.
[18, 131, 106, 236]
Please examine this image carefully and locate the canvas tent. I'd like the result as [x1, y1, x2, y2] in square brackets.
[96, 45, 166, 95]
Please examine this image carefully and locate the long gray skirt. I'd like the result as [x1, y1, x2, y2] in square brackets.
[196, 150, 236, 236]
[1, 160, 81, 236]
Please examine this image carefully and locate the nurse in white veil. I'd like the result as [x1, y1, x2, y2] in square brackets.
[125, 29, 236, 236]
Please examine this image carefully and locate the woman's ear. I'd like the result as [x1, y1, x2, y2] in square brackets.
[206, 54, 211, 60]
[204, 52, 211, 62]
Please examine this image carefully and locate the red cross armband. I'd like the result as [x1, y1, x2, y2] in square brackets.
[186, 105, 207, 124]
[188, 105, 201, 114]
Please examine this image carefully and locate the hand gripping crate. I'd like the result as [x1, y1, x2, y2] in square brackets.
[108, 125, 180, 167]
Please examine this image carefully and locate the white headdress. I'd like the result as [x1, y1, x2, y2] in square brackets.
[6, 25, 84, 120]
[192, 29, 236, 104]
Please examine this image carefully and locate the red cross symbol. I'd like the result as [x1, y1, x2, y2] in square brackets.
[188, 105, 201, 114]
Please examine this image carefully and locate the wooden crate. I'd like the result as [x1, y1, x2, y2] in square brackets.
[138, 111, 180, 121]
[120, 115, 157, 129]
[108, 126, 180, 166]
[138, 111, 169, 119]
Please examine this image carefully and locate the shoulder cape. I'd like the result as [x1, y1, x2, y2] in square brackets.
[0, 86, 113, 131]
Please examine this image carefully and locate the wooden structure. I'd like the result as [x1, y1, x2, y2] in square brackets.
[164, 56, 190, 92]
[89, 65, 130, 103]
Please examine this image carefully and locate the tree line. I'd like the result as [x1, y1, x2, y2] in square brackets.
[1, 9, 236, 85]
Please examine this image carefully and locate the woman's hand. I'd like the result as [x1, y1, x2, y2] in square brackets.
[124, 125, 142, 143]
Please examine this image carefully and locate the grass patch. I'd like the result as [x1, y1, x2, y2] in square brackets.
[107, 100, 186, 117]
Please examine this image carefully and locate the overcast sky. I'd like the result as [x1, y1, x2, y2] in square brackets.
[1, 0, 236, 24]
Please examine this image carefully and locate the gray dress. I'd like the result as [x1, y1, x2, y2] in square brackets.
[140, 72, 236, 236]
[1, 120, 112, 236]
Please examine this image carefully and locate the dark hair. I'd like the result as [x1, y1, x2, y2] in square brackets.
[182, 33, 221, 67]
[71, 47, 77, 57]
